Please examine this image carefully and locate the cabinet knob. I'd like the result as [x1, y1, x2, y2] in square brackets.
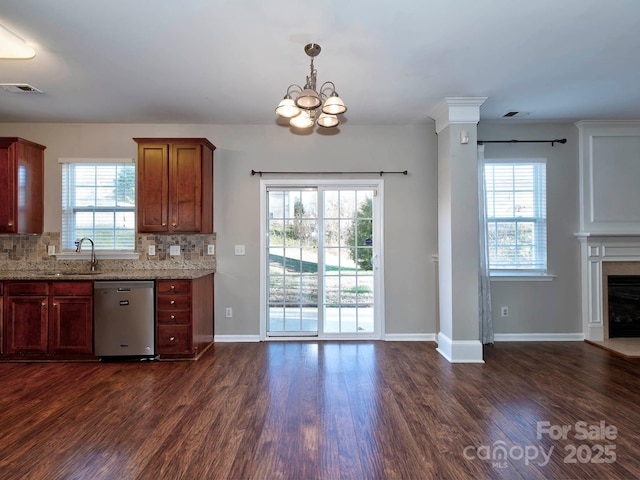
[162, 222, 167, 226]
[42, 302, 46, 307]
[170, 315, 175, 319]
[169, 336, 176, 342]
[8, 221, 14, 227]
[172, 221, 177, 228]
[170, 285, 175, 289]
[170, 300, 175, 305]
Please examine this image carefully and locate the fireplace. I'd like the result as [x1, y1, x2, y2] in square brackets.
[577, 233, 640, 341]
[608, 275, 640, 338]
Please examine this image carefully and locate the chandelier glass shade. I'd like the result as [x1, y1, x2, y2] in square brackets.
[275, 43, 347, 129]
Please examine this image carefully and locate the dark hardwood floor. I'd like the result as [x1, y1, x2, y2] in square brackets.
[1, 341, 640, 479]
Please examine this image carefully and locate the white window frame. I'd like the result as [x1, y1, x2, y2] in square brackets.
[483, 158, 548, 278]
[58, 158, 139, 260]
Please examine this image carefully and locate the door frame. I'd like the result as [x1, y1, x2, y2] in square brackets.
[259, 179, 385, 341]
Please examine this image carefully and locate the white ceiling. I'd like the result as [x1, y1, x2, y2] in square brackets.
[1, 0, 639, 125]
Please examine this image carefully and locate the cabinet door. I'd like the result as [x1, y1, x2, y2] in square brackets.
[17, 140, 45, 234]
[0, 138, 45, 234]
[4, 296, 48, 354]
[0, 144, 17, 233]
[137, 143, 169, 232]
[50, 296, 93, 355]
[170, 143, 203, 233]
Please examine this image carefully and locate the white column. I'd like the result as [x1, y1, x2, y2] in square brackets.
[430, 97, 486, 363]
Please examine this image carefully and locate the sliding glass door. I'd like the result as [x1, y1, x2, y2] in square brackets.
[263, 181, 383, 339]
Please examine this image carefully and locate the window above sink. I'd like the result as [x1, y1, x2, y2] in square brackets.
[59, 158, 136, 253]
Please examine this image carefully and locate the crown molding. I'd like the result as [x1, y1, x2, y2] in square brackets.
[575, 120, 640, 129]
[429, 97, 487, 134]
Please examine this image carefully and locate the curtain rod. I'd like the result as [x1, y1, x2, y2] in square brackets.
[251, 169, 408, 177]
[477, 138, 567, 146]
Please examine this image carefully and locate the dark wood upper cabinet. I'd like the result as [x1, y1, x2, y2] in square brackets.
[134, 138, 215, 234]
[0, 137, 46, 234]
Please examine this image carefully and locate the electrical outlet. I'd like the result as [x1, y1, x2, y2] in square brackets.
[501, 306, 509, 317]
[148, 245, 156, 256]
[47, 245, 56, 255]
[225, 307, 233, 318]
[170, 245, 180, 256]
[207, 244, 215, 255]
[234, 245, 245, 256]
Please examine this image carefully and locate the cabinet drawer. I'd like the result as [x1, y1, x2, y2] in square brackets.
[157, 295, 191, 310]
[157, 310, 191, 325]
[51, 281, 93, 296]
[157, 280, 190, 295]
[5, 282, 48, 296]
[157, 325, 191, 354]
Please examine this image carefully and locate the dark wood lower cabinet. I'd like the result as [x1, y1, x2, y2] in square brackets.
[2, 281, 93, 360]
[4, 295, 49, 354]
[156, 274, 213, 359]
[1, 275, 213, 362]
[4, 281, 49, 355]
[50, 282, 93, 356]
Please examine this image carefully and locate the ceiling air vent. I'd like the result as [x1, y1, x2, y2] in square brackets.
[502, 111, 530, 118]
[0, 83, 43, 93]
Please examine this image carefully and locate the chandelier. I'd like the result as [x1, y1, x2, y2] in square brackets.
[275, 43, 347, 129]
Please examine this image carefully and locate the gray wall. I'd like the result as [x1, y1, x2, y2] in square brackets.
[0, 121, 582, 337]
[477, 123, 582, 334]
[0, 123, 439, 338]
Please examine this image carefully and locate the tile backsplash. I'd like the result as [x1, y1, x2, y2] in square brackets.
[0, 232, 216, 272]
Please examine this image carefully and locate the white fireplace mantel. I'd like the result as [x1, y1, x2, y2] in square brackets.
[576, 121, 640, 341]
[576, 233, 640, 341]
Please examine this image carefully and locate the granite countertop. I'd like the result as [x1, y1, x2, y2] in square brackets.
[0, 269, 215, 281]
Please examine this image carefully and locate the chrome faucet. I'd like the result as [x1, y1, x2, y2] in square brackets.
[75, 237, 98, 271]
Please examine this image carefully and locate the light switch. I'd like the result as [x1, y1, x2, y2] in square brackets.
[148, 245, 156, 256]
[207, 244, 215, 255]
[170, 245, 181, 256]
[47, 245, 56, 255]
[234, 245, 245, 256]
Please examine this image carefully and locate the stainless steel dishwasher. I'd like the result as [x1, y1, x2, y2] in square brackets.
[94, 281, 156, 359]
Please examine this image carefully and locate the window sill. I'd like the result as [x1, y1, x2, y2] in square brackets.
[490, 273, 556, 282]
[55, 251, 140, 261]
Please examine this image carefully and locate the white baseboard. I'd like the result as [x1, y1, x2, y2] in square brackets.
[214, 335, 261, 343]
[436, 332, 484, 363]
[493, 333, 584, 342]
[213, 333, 583, 344]
[384, 333, 437, 342]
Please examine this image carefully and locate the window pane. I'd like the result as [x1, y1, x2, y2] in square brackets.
[75, 187, 96, 207]
[514, 192, 534, 217]
[96, 186, 116, 206]
[268, 191, 284, 220]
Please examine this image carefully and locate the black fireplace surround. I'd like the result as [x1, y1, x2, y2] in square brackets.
[608, 275, 640, 338]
